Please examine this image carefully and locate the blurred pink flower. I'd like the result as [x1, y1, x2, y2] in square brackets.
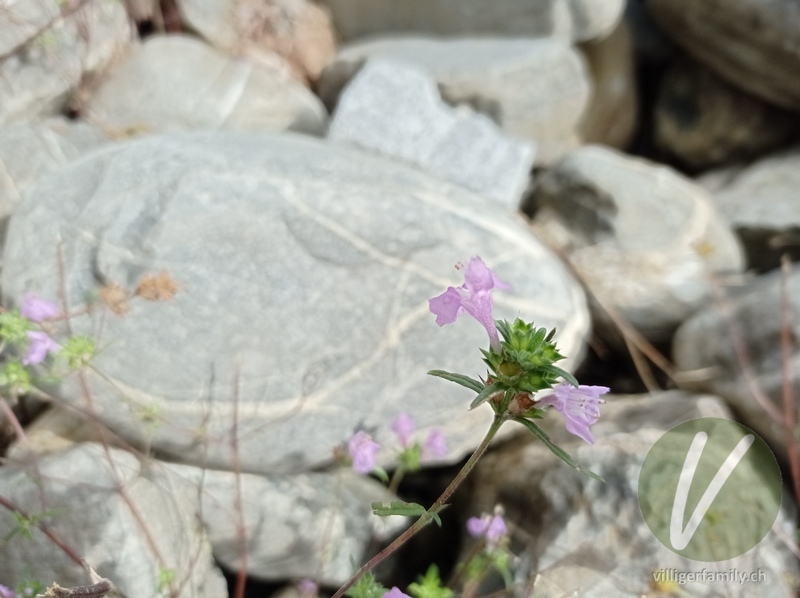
[23, 330, 58, 365]
[21, 293, 59, 322]
[391, 412, 416, 447]
[348, 431, 380, 474]
[383, 588, 411, 598]
[422, 428, 447, 461]
[467, 513, 507, 548]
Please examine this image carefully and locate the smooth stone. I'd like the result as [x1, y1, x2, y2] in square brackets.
[647, 0, 800, 109]
[328, 59, 535, 208]
[164, 463, 403, 584]
[655, 60, 800, 170]
[578, 18, 638, 150]
[0, 0, 131, 123]
[710, 147, 800, 272]
[465, 391, 799, 597]
[2, 130, 589, 474]
[673, 268, 800, 454]
[323, 0, 625, 43]
[86, 35, 327, 136]
[318, 36, 590, 163]
[178, 0, 337, 82]
[526, 145, 745, 342]
[0, 443, 227, 597]
[0, 118, 111, 242]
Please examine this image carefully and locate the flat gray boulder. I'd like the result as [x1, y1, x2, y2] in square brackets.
[528, 145, 745, 341]
[324, 0, 624, 43]
[711, 147, 800, 272]
[319, 36, 589, 163]
[2, 131, 589, 474]
[329, 60, 535, 208]
[0, 0, 131, 123]
[86, 35, 327, 136]
[0, 443, 226, 597]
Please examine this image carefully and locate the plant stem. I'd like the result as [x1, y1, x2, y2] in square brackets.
[331, 414, 507, 598]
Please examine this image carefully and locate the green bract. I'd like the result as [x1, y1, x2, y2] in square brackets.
[0, 310, 31, 345]
[60, 335, 96, 369]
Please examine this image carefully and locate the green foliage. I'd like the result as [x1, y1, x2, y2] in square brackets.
[398, 443, 422, 473]
[157, 567, 175, 591]
[0, 361, 31, 394]
[513, 418, 603, 482]
[407, 564, 453, 598]
[345, 572, 387, 598]
[16, 577, 45, 597]
[60, 335, 96, 369]
[0, 310, 31, 345]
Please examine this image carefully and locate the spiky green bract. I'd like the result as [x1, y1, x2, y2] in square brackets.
[345, 572, 387, 598]
[407, 565, 453, 598]
[478, 319, 578, 404]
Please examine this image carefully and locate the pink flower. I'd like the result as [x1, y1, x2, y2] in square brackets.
[429, 257, 510, 351]
[348, 431, 380, 474]
[537, 384, 609, 444]
[467, 513, 507, 548]
[383, 588, 411, 598]
[297, 579, 318, 597]
[421, 428, 447, 461]
[23, 330, 59, 365]
[21, 293, 59, 322]
[0, 584, 13, 598]
[391, 412, 416, 447]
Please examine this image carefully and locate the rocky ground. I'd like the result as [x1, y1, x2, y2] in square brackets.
[1, 1, 800, 597]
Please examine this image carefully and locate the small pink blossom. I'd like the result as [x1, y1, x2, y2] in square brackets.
[348, 431, 380, 474]
[391, 412, 416, 447]
[429, 257, 510, 351]
[21, 293, 59, 322]
[421, 428, 447, 461]
[467, 513, 507, 548]
[537, 383, 609, 444]
[297, 579, 318, 597]
[23, 330, 59, 365]
[0, 584, 13, 598]
[383, 588, 411, 598]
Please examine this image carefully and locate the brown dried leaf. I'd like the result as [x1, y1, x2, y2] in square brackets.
[136, 271, 179, 301]
[99, 283, 130, 315]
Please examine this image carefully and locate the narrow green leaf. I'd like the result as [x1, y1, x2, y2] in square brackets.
[547, 365, 579, 388]
[469, 381, 505, 410]
[371, 500, 428, 518]
[427, 370, 484, 393]
[513, 417, 604, 482]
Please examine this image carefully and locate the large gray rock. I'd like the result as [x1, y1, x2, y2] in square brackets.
[318, 36, 590, 163]
[86, 35, 327, 136]
[0, 118, 110, 241]
[0, 0, 131, 123]
[328, 60, 535, 208]
[527, 145, 745, 342]
[0, 443, 227, 597]
[710, 147, 800, 272]
[324, 0, 625, 43]
[2, 131, 589, 475]
[164, 463, 403, 584]
[655, 60, 800, 170]
[465, 392, 798, 597]
[647, 0, 800, 110]
[673, 269, 800, 455]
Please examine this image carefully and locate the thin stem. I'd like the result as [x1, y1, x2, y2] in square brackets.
[331, 415, 507, 598]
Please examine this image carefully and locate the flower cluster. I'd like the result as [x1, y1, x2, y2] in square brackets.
[347, 413, 448, 475]
[467, 512, 507, 549]
[429, 257, 609, 446]
[19, 293, 61, 366]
